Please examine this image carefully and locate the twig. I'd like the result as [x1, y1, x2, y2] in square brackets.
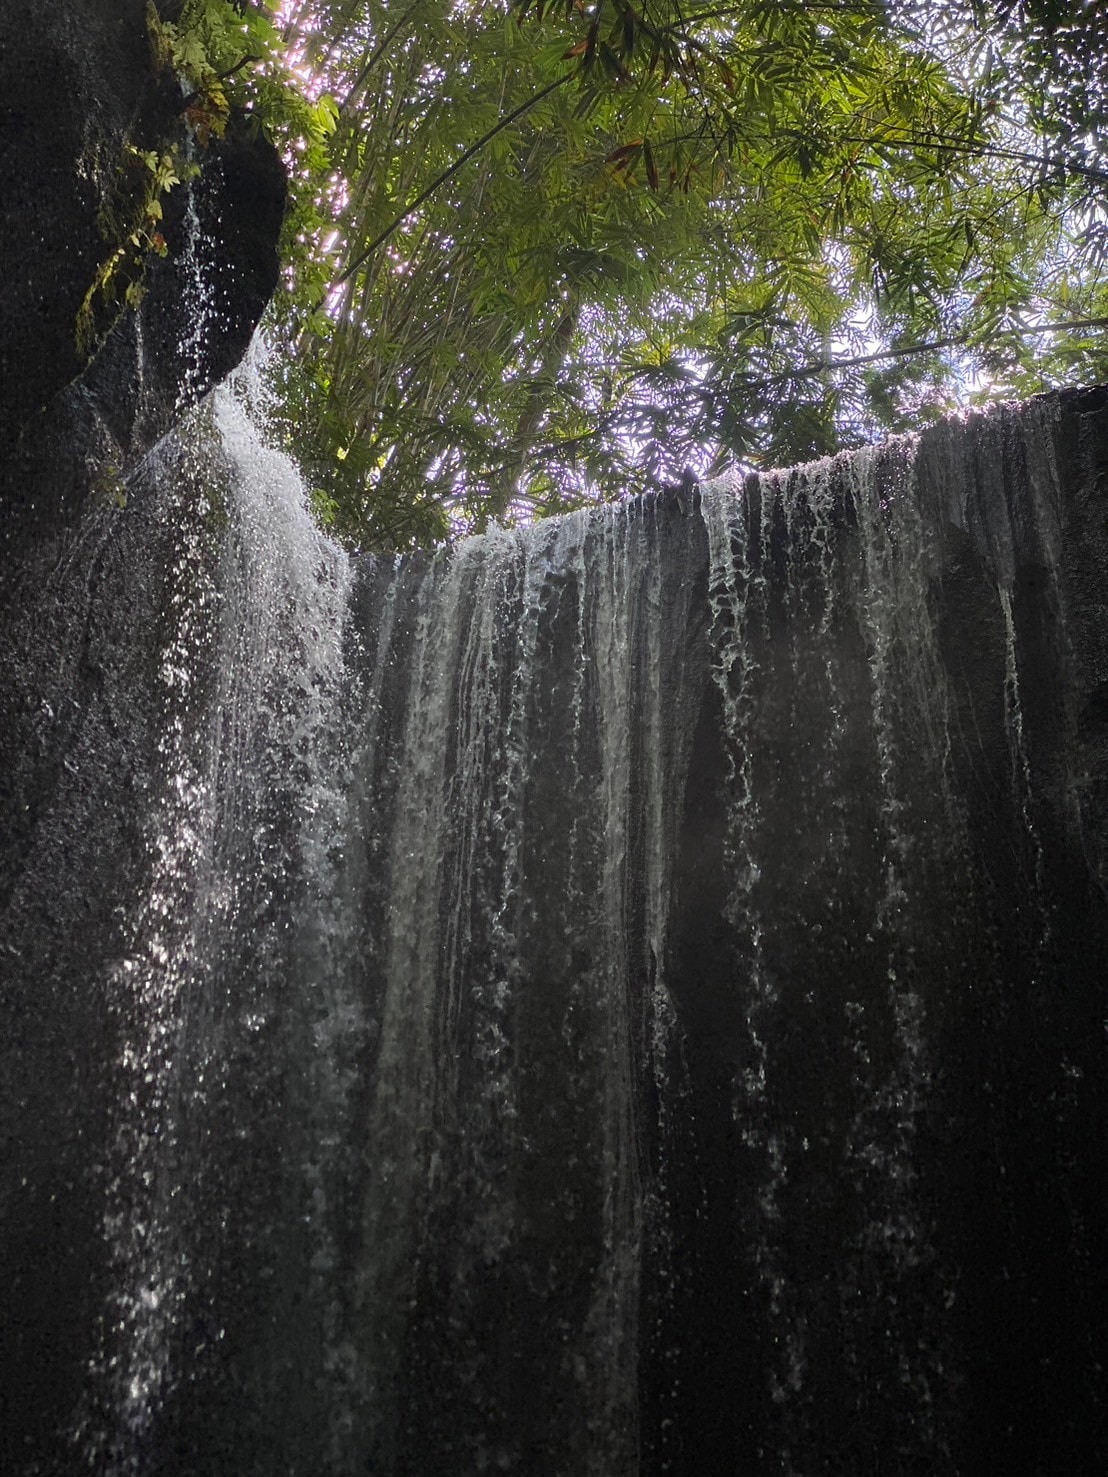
[337, 71, 574, 285]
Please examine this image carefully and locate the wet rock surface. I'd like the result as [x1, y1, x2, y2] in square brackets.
[1, 387, 1106, 1473]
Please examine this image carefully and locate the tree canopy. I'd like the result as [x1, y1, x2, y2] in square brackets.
[173, 0, 1108, 546]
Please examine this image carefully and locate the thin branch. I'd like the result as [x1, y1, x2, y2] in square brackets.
[838, 130, 1108, 185]
[747, 315, 1108, 386]
[336, 70, 574, 286]
[337, 1, 423, 118]
[668, 2, 892, 28]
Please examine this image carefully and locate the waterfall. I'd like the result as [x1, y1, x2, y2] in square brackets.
[1, 377, 1105, 1474]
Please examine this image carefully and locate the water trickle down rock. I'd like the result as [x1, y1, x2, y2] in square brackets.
[1, 385, 1106, 1475]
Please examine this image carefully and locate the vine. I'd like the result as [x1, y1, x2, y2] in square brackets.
[76, 143, 184, 358]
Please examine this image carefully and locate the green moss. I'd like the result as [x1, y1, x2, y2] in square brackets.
[92, 460, 128, 510]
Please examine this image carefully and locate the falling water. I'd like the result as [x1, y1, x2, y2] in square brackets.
[1, 376, 1105, 1474]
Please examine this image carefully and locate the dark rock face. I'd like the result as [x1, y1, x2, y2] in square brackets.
[0, 0, 284, 556]
[0, 0, 147, 432]
[0, 18, 1105, 1467]
[0, 387, 1105, 1474]
[0, 15, 281, 1458]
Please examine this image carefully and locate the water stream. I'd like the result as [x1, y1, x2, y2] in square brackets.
[1, 372, 1104, 1474]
